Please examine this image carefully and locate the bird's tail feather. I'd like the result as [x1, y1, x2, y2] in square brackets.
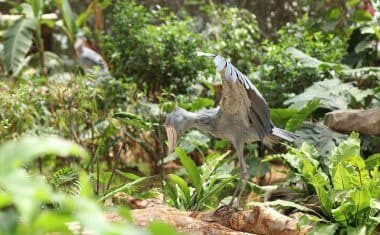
[263, 128, 297, 146]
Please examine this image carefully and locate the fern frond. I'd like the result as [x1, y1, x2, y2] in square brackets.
[49, 168, 80, 195]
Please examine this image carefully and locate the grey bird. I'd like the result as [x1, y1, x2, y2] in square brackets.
[74, 32, 109, 75]
[165, 52, 296, 207]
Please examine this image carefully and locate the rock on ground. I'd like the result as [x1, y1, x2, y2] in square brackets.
[324, 109, 380, 135]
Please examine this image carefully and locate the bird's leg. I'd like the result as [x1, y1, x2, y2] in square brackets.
[228, 178, 241, 207]
[237, 150, 249, 204]
[228, 142, 247, 208]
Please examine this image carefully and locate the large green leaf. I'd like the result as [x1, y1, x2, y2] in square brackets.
[308, 223, 338, 235]
[197, 177, 234, 209]
[285, 99, 320, 131]
[257, 199, 321, 216]
[98, 176, 149, 201]
[352, 189, 371, 213]
[270, 108, 297, 128]
[57, 0, 77, 42]
[148, 221, 179, 235]
[29, 0, 42, 18]
[312, 177, 333, 216]
[365, 153, 380, 170]
[294, 122, 347, 157]
[0, 136, 89, 176]
[271, 99, 320, 131]
[179, 130, 210, 153]
[331, 155, 369, 191]
[201, 151, 230, 181]
[75, 1, 94, 27]
[346, 226, 367, 235]
[167, 174, 191, 205]
[286, 47, 345, 69]
[324, 7, 341, 21]
[331, 133, 361, 163]
[3, 18, 36, 73]
[175, 148, 202, 195]
[286, 47, 380, 81]
[285, 79, 372, 110]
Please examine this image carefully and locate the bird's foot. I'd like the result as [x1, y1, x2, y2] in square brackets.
[228, 196, 240, 208]
[212, 204, 239, 222]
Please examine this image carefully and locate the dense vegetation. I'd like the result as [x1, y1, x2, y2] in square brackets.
[0, 0, 379, 234]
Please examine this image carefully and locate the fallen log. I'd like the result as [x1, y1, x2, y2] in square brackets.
[112, 194, 312, 235]
[193, 205, 312, 235]
[131, 205, 251, 235]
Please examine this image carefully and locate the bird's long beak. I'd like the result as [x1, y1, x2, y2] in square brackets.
[165, 125, 177, 153]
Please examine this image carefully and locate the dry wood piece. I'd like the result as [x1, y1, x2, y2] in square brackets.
[113, 194, 312, 235]
[132, 205, 252, 235]
[194, 205, 312, 235]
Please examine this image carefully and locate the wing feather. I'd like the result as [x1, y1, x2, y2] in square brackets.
[213, 55, 273, 139]
[81, 48, 109, 72]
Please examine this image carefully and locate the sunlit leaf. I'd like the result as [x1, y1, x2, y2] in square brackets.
[0, 136, 89, 176]
[365, 153, 380, 170]
[308, 223, 338, 235]
[270, 108, 297, 128]
[57, 0, 77, 42]
[346, 226, 367, 235]
[168, 174, 191, 204]
[352, 9, 372, 22]
[99, 176, 149, 201]
[285, 99, 320, 131]
[3, 18, 36, 73]
[29, 0, 42, 18]
[324, 7, 341, 21]
[285, 79, 369, 110]
[32, 211, 72, 233]
[175, 148, 201, 195]
[148, 221, 179, 235]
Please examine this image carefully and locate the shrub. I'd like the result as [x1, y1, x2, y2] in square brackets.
[102, 1, 207, 97]
[276, 133, 380, 234]
[207, 7, 261, 74]
[258, 17, 347, 107]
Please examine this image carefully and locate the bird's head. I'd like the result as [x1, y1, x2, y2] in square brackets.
[76, 31, 86, 40]
[165, 106, 189, 153]
[74, 31, 87, 50]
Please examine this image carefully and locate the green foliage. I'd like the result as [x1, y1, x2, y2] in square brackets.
[343, 21, 380, 67]
[3, 18, 35, 73]
[287, 47, 380, 83]
[99, 175, 150, 201]
[258, 17, 348, 106]
[277, 133, 380, 233]
[56, 0, 78, 42]
[209, 7, 261, 73]
[285, 79, 373, 110]
[0, 136, 179, 235]
[49, 167, 80, 195]
[166, 148, 235, 210]
[0, 136, 89, 175]
[294, 122, 348, 158]
[102, 1, 207, 96]
[1, 2, 379, 235]
[271, 99, 320, 131]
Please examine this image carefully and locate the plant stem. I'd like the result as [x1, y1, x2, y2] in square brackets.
[35, 19, 46, 75]
[106, 143, 124, 190]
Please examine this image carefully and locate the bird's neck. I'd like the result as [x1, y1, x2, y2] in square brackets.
[74, 41, 84, 53]
[182, 109, 217, 134]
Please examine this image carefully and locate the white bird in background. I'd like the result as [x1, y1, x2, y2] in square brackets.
[74, 31, 110, 77]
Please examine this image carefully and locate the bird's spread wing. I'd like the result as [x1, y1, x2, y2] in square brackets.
[213, 55, 273, 139]
[81, 48, 109, 72]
